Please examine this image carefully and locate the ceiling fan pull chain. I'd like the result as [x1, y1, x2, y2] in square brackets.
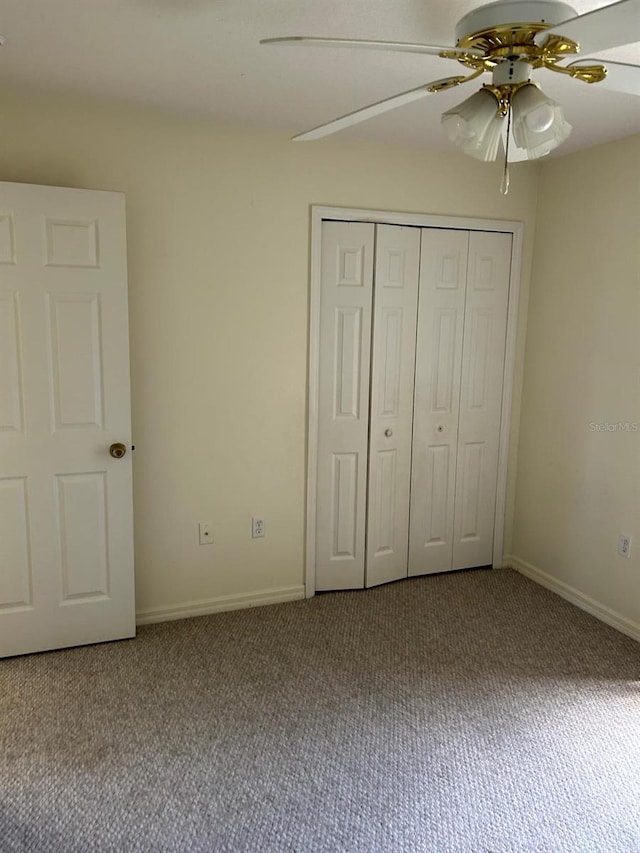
[500, 104, 512, 196]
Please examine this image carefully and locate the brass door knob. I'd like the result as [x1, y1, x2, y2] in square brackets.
[109, 442, 127, 459]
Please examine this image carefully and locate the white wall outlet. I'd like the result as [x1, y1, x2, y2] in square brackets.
[618, 534, 631, 559]
[199, 522, 213, 545]
[252, 517, 265, 539]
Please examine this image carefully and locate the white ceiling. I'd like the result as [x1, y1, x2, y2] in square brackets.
[1, 0, 639, 157]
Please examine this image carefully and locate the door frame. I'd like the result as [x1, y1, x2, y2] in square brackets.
[306, 205, 524, 598]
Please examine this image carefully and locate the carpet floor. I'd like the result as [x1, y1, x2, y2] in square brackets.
[1, 568, 639, 853]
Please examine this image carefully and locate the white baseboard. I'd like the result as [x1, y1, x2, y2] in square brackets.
[136, 585, 306, 626]
[506, 555, 640, 643]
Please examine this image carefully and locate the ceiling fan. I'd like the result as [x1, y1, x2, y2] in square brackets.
[261, 0, 640, 182]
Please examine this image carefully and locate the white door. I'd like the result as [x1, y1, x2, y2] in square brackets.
[409, 228, 511, 576]
[366, 225, 420, 587]
[314, 220, 513, 589]
[0, 182, 135, 658]
[409, 229, 469, 576]
[315, 221, 374, 590]
[452, 231, 511, 569]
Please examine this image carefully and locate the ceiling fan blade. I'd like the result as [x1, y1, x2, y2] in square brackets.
[535, 0, 640, 53]
[569, 59, 640, 95]
[292, 83, 433, 141]
[260, 36, 484, 59]
[291, 77, 471, 141]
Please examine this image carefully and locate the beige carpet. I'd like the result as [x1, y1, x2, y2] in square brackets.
[1, 568, 639, 852]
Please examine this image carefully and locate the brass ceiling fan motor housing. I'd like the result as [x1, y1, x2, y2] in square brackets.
[444, 0, 607, 84]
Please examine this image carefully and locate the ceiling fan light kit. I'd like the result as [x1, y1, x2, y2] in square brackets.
[262, 0, 640, 190]
[444, 76, 572, 164]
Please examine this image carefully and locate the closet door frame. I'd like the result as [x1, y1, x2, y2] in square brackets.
[306, 206, 524, 598]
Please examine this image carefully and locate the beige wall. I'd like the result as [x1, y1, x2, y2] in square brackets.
[512, 135, 640, 631]
[0, 85, 539, 616]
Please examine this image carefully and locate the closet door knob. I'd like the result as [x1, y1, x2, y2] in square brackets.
[384, 429, 393, 437]
[437, 425, 444, 433]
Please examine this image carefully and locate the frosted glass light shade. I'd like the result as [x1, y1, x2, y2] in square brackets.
[526, 103, 554, 132]
[441, 88, 502, 161]
[511, 84, 572, 159]
[500, 124, 551, 162]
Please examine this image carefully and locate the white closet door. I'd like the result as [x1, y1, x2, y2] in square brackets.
[316, 221, 374, 590]
[408, 229, 469, 576]
[366, 225, 420, 587]
[453, 231, 511, 569]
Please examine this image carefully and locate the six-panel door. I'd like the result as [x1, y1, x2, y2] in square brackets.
[0, 182, 135, 658]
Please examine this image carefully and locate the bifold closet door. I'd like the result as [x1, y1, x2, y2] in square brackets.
[315, 220, 512, 590]
[315, 221, 420, 591]
[365, 225, 420, 588]
[408, 229, 469, 576]
[315, 221, 374, 591]
[452, 231, 512, 569]
[409, 229, 512, 576]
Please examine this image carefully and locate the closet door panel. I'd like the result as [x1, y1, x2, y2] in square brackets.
[366, 225, 420, 587]
[453, 231, 511, 569]
[316, 221, 374, 590]
[409, 229, 469, 576]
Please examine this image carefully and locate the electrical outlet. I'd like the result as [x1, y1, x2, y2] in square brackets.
[618, 534, 631, 559]
[199, 522, 213, 545]
[252, 517, 265, 539]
